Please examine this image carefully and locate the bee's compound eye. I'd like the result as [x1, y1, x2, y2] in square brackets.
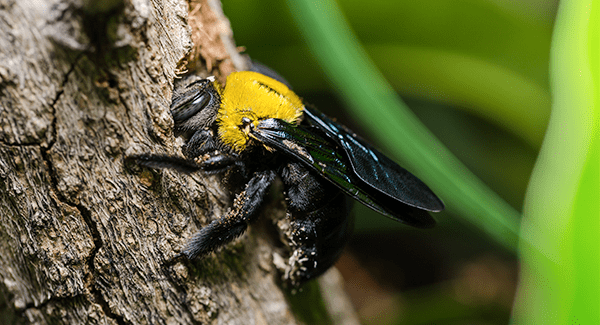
[171, 92, 211, 123]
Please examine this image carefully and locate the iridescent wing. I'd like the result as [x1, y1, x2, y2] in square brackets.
[252, 108, 443, 228]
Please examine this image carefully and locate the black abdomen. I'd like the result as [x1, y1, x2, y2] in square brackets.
[280, 162, 353, 284]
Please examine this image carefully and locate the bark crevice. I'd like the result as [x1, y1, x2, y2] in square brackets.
[36, 51, 129, 324]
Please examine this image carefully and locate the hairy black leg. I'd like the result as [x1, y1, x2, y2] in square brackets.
[128, 154, 203, 174]
[181, 128, 247, 175]
[280, 162, 353, 285]
[128, 127, 241, 174]
[198, 154, 246, 174]
[182, 169, 276, 259]
[128, 151, 242, 174]
[182, 129, 217, 158]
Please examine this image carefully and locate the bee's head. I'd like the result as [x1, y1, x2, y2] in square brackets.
[217, 71, 304, 152]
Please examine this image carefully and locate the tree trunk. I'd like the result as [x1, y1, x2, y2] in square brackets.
[0, 0, 359, 324]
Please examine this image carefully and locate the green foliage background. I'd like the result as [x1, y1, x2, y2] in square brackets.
[222, 0, 598, 323]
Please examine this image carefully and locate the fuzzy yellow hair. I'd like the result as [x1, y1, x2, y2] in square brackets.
[217, 71, 304, 152]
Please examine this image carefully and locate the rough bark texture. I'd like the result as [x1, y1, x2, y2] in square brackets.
[0, 0, 359, 324]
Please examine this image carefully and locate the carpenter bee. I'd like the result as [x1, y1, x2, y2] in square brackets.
[130, 70, 444, 286]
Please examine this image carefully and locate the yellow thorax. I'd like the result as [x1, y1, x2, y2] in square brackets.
[217, 71, 304, 152]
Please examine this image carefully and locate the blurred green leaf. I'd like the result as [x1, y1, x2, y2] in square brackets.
[512, 1, 600, 323]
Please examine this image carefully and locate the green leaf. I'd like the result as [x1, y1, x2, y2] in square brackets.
[512, 1, 600, 323]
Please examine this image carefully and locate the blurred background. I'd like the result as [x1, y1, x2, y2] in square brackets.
[221, 0, 559, 323]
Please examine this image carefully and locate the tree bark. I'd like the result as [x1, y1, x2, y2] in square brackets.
[0, 0, 359, 324]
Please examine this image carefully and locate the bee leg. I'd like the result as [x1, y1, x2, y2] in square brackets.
[130, 128, 245, 175]
[182, 128, 218, 158]
[280, 162, 353, 285]
[182, 169, 276, 259]
[128, 154, 203, 174]
[183, 128, 247, 175]
[128, 151, 242, 175]
[197, 153, 247, 176]
[127, 128, 219, 174]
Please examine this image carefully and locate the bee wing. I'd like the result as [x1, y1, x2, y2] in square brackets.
[253, 118, 437, 228]
[303, 108, 445, 212]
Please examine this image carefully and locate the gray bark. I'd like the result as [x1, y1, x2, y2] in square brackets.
[0, 0, 359, 324]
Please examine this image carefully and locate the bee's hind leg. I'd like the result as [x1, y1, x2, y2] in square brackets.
[181, 169, 276, 259]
